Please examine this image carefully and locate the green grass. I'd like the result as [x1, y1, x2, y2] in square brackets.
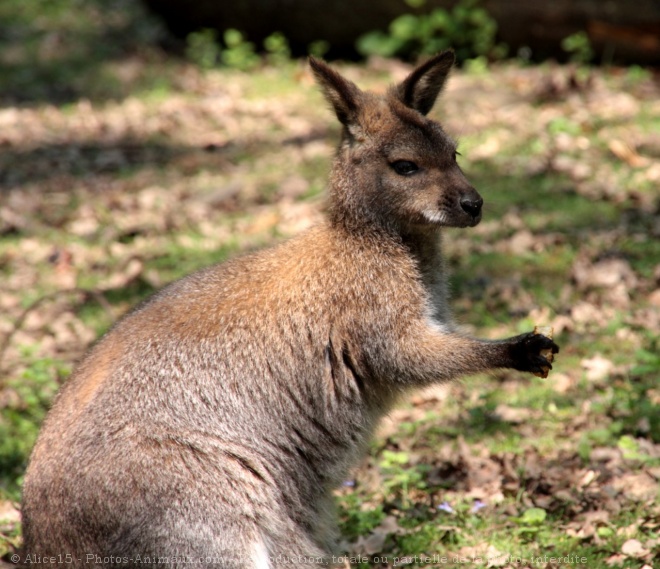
[0, 351, 68, 500]
[1, 8, 659, 562]
[336, 365, 660, 566]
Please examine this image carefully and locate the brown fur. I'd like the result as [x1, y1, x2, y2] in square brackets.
[21, 52, 558, 567]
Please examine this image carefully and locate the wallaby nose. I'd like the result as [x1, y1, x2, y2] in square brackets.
[460, 195, 483, 219]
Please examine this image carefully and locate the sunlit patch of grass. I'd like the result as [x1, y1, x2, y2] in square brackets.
[0, 350, 70, 501]
[242, 64, 303, 101]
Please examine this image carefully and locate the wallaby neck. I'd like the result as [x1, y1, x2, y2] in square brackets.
[328, 178, 444, 270]
[327, 175, 406, 241]
[400, 226, 445, 277]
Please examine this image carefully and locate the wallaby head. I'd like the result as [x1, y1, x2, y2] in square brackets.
[310, 51, 483, 234]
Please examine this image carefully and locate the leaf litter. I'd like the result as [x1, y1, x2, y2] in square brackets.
[1, 58, 660, 564]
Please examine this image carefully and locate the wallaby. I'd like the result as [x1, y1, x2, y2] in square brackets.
[21, 51, 558, 567]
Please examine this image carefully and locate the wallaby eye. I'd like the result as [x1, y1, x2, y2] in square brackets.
[391, 160, 419, 176]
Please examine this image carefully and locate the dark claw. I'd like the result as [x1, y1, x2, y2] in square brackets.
[534, 335, 560, 354]
[529, 356, 553, 375]
[508, 332, 560, 374]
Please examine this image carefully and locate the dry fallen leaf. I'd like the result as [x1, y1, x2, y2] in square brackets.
[605, 553, 626, 566]
[620, 538, 649, 558]
[581, 354, 615, 382]
[351, 515, 406, 555]
[0, 500, 20, 524]
[612, 472, 659, 502]
[494, 404, 535, 424]
[608, 140, 649, 167]
[572, 257, 637, 290]
[352, 531, 386, 556]
[99, 258, 144, 291]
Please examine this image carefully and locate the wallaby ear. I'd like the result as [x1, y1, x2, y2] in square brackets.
[309, 56, 363, 127]
[395, 50, 455, 115]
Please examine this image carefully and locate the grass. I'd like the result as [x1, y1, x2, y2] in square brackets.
[335, 361, 659, 566]
[1, 4, 659, 564]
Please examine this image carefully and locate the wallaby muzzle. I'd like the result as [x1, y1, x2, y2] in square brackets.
[460, 189, 483, 226]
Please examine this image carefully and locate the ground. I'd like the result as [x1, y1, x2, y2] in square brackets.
[0, 16, 659, 567]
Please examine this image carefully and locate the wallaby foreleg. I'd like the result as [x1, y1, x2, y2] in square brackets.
[381, 321, 559, 387]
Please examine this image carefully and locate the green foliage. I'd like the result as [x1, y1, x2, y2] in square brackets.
[185, 28, 221, 69]
[356, 0, 506, 63]
[0, 350, 68, 499]
[263, 32, 291, 65]
[513, 507, 548, 539]
[337, 492, 386, 541]
[221, 29, 260, 71]
[561, 31, 594, 64]
[547, 116, 582, 137]
[0, 525, 21, 558]
[379, 450, 428, 507]
[186, 28, 291, 71]
[516, 506, 547, 526]
[576, 353, 660, 464]
[463, 55, 489, 76]
[617, 435, 645, 462]
[625, 65, 652, 85]
[631, 347, 660, 377]
[395, 522, 455, 552]
[307, 40, 330, 59]
[612, 365, 660, 445]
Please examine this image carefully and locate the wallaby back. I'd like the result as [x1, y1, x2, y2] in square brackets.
[21, 52, 558, 567]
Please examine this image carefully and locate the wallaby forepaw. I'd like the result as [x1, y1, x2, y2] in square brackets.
[509, 332, 559, 377]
